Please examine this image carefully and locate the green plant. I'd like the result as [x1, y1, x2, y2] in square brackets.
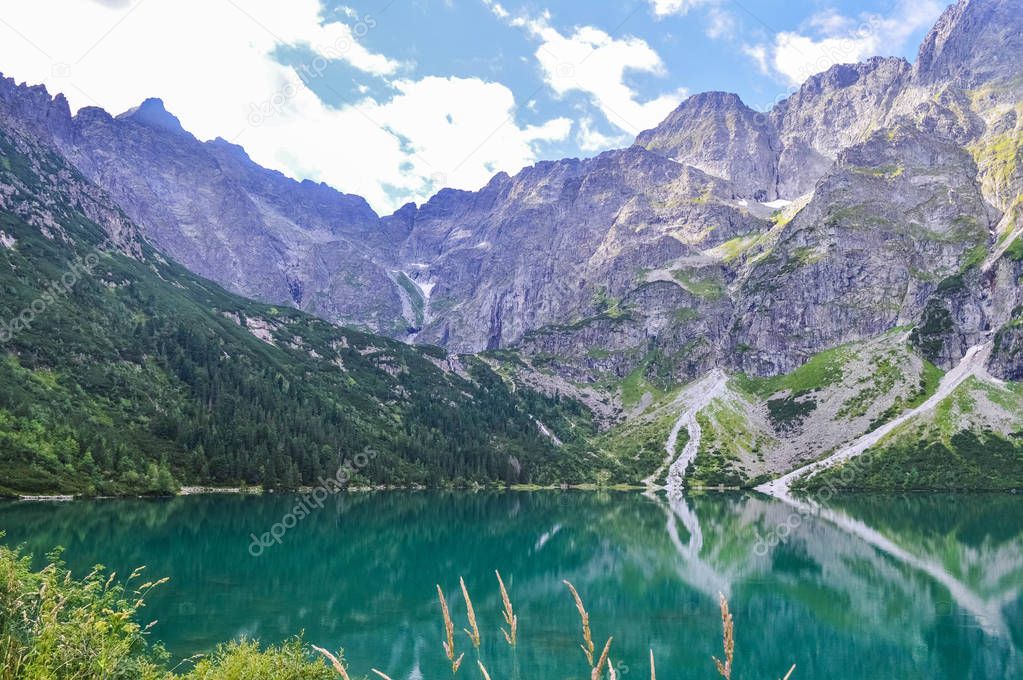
[0, 544, 168, 680]
[184, 639, 335, 680]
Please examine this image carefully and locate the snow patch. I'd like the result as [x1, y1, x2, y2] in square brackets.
[762, 199, 792, 209]
[417, 279, 435, 301]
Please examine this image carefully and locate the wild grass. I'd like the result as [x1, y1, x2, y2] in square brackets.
[311, 646, 351, 680]
[712, 593, 734, 680]
[495, 570, 517, 646]
[564, 579, 596, 667]
[593, 636, 614, 680]
[460, 577, 481, 649]
[436, 584, 464, 673]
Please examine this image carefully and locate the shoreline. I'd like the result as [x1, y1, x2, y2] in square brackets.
[4, 484, 1019, 501]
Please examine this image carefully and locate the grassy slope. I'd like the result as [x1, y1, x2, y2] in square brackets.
[800, 377, 1023, 491]
[593, 334, 968, 490]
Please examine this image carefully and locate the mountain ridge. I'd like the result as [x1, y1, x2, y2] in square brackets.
[2, 1, 1016, 362]
[0, 117, 607, 495]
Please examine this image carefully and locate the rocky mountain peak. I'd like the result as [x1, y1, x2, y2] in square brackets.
[796, 57, 910, 97]
[634, 91, 763, 149]
[914, 0, 1023, 90]
[0, 74, 74, 143]
[207, 136, 251, 161]
[771, 56, 911, 197]
[117, 97, 190, 136]
[635, 90, 778, 200]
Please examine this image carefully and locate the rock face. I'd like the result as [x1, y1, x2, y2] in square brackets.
[734, 125, 991, 374]
[913, 0, 1023, 90]
[633, 57, 914, 201]
[990, 323, 1023, 380]
[0, 80, 408, 337]
[1, 0, 1021, 386]
[772, 57, 911, 198]
[398, 148, 763, 352]
[635, 92, 780, 201]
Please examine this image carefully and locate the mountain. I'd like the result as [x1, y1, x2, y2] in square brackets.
[2, 1, 1015, 358]
[0, 116, 609, 495]
[2, 0, 1023, 492]
[0, 85, 413, 337]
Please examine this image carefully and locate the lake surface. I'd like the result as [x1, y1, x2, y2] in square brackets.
[2, 491, 1021, 679]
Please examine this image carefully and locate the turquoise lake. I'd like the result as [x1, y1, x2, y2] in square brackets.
[1, 491, 1021, 679]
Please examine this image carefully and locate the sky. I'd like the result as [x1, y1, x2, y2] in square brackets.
[0, 0, 948, 214]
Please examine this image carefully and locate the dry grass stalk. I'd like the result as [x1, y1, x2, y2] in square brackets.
[477, 659, 493, 680]
[781, 664, 796, 680]
[563, 580, 595, 667]
[371, 670, 396, 680]
[312, 645, 351, 680]
[649, 649, 656, 680]
[712, 593, 734, 680]
[495, 570, 517, 646]
[460, 577, 481, 648]
[437, 584, 465, 673]
[591, 637, 613, 680]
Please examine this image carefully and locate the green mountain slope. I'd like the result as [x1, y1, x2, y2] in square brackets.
[799, 376, 1023, 491]
[0, 127, 596, 496]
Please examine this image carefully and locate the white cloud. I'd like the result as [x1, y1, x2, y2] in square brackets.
[481, 0, 510, 20]
[492, 10, 685, 135]
[753, 0, 944, 86]
[576, 116, 630, 153]
[0, 0, 569, 213]
[742, 44, 769, 75]
[808, 9, 856, 37]
[359, 76, 571, 197]
[770, 32, 878, 86]
[704, 8, 736, 40]
[647, 0, 734, 41]
[649, 0, 717, 18]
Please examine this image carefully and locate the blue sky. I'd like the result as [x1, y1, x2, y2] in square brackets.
[0, 0, 947, 213]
